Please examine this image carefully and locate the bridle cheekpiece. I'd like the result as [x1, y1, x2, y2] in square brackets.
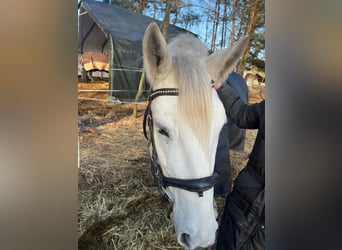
[143, 88, 219, 202]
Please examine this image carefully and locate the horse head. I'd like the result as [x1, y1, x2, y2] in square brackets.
[143, 22, 248, 249]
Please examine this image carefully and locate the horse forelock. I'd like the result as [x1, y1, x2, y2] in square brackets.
[168, 34, 209, 58]
[168, 35, 213, 152]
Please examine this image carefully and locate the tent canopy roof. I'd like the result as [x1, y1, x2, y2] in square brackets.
[79, 0, 191, 52]
[78, 0, 193, 101]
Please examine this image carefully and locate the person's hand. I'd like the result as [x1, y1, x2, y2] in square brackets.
[212, 82, 222, 90]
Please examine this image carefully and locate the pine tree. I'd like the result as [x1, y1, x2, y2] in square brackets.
[237, 0, 262, 75]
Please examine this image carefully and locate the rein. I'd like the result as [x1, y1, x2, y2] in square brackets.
[143, 88, 218, 202]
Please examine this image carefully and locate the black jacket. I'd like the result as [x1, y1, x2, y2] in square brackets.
[216, 83, 265, 250]
[214, 72, 248, 197]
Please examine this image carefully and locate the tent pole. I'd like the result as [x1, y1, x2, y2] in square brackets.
[132, 69, 145, 118]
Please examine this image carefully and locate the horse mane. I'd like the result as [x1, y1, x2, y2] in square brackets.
[168, 34, 213, 151]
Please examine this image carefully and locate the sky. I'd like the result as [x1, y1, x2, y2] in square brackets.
[78, 0, 265, 59]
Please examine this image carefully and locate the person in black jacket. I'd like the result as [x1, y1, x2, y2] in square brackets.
[214, 72, 248, 197]
[213, 79, 265, 250]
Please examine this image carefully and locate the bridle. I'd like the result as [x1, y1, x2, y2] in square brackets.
[143, 88, 219, 202]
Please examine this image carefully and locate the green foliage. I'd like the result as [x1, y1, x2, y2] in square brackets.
[177, 12, 200, 30]
[102, 0, 148, 13]
[248, 57, 265, 71]
[249, 31, 265, 59]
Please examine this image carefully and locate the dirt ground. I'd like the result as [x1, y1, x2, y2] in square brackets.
[78, 80, 265, 250]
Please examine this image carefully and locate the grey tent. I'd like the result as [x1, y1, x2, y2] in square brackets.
[78, 0, 191, 101]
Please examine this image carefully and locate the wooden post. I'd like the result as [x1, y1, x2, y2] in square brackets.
[132, 69, 145, 118]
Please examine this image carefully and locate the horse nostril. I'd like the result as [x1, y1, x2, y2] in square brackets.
[180, 233, 191, 248]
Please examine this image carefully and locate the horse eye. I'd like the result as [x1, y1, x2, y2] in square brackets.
[158, 128, 169, 137]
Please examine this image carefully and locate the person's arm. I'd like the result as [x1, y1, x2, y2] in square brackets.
[214, 82, 260, 129]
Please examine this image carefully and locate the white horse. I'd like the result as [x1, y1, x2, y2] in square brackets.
[143, 22, 249, 249]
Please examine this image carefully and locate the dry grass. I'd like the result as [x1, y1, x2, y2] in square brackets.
[78, 81, 264, 249]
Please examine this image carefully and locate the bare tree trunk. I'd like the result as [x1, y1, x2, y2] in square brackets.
[211, 0, 221, 52]
[205, 15, 210, 46]
[153, 0, 157, 19]
[237, 0, 248, 40]
[160, 0, 172, 39]
[237, 0, 260, 75]
[220, 0, 228, 49]
[172, 0, 180, 25]
[229, 0, 237, 47]
[136, 0, 144, 13]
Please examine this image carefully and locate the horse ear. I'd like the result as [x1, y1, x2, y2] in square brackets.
[205, 36, 249, 82]
[143, 22, 171, 86]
